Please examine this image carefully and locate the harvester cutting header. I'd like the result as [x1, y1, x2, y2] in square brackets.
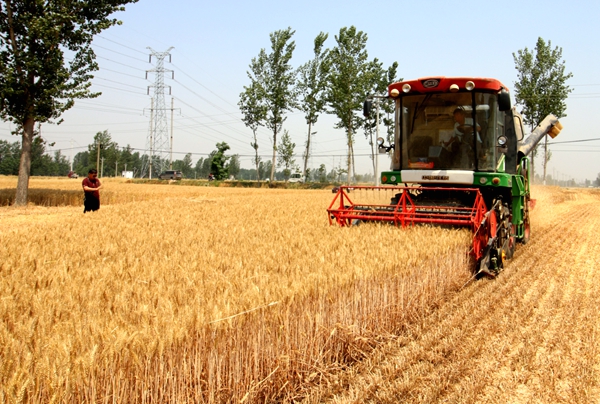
[328, 77, 563, 276]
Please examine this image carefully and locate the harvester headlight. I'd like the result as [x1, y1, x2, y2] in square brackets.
[377, 137, 385, 146]
[390, 88, 400, 97]
[449, 84, 459, 92]
[402, 84, 411, 93]
[497, 136, 507, 146]
[465, 81, 475, 91]
[479, 177, 488, 184]
[390, 176, 397, 182]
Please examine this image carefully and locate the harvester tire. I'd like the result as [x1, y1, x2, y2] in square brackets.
[521, 219, 531, 245]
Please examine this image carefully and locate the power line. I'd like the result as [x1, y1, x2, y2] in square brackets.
[92, 83, 147, 95]
[94, 76, 146, 90]
[93, 43, 148, 63]
[549, 137, 600, 145]
[96, 35, 148, 55]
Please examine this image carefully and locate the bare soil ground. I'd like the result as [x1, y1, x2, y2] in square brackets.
[306, 187, 600, 403]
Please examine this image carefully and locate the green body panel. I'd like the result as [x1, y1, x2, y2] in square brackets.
[512, 157, 531, 240]
[381, 170, 514, 188]
[380, 168, 530, 241]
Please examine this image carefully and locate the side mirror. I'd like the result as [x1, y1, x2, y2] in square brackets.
[498, 89, 511, 111]
[363, 99, 373, 118]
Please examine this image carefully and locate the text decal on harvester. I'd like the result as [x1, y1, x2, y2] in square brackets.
[422, 175, 449, 181]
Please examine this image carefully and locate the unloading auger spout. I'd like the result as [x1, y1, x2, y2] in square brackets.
[519, 114, 563, 157]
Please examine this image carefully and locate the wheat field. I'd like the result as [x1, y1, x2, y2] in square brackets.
[1, 177, 597, 403]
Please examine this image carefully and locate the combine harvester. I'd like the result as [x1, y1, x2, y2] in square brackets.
[328, 77, 562, 276]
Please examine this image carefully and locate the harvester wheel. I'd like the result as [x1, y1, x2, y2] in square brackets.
[519, 197, 531, 245]
[521, 218, 531, 245]
[504, 224, 516, 260]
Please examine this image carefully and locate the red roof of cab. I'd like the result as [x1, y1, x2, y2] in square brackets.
[388, 77, 508, 94]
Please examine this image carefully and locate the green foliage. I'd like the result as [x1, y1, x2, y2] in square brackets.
[0, 0, 138, 204]
[326, 27, 370, 134]
[210, 142, 231, 180]
[195, 156, 212, 179]
[317, 163, 327, 183]
[277, 130, 296, 180]
[259, 160, 272, 181]
[239, 82, 267, 180]
[325, 26, 396, 182]
[242, 27, 296, 181]
[172, 153, 194, 178]
[296, 31, 330, 181]
[513, 37, 573, 128]
[362, 60, 399, 174]
[73, 136, 142, 178]
[513, 37, 572, 182]
[228, 154, 240, 179]
[0, 138, 69, 176]
[0, 139, 19, 174]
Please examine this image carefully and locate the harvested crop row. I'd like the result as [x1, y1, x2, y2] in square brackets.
[308, 187, 600, 403]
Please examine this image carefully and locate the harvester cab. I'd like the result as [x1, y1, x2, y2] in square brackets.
[328, 77, 562, 276]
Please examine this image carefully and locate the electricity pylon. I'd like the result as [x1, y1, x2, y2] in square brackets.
[141, 47, 173, 178]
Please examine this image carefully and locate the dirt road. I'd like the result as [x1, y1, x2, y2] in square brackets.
[309, 187, 600, 403]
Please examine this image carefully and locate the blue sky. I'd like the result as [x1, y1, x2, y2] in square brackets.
[1, 0, 599, 182]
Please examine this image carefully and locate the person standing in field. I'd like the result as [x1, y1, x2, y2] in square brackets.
[82, 168, 103, 213]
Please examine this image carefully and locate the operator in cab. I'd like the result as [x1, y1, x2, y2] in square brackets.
[452, 107, 482, 143]
[441, 107, 483, 168]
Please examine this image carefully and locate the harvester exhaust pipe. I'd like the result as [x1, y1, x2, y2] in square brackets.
[519, 114, 563, 156]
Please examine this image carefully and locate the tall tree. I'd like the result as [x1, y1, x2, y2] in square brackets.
[326, 26, 377, 183]
[243, 27, 296, 182]
[296, 31, 329, 181]
[239, 82, 267, 181]
[277, 129, 296, 181]
[513, 37, 572, 183]
[362, 59, 398, 178]
[0, 139, 20, 174]
[0, 0, 138, 205]
[88, 130, 118, 177]
[172, 153, 193, 178]
[210, 142, 230, 180]
[228, 154, 240, 179]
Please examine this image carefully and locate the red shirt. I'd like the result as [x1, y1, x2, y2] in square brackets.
[82, 177, 101, 199]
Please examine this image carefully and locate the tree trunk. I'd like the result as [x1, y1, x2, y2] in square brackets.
[346, 128, 352, 185]
[270, 129, 277, 182]
[15, 118, 35, 206]
[369, 130, 375, 175]
[529, 124, 536, 183]
[253, 129, 260, 181]
[351, 142, 356, 183]
[303, 121, 312, 181]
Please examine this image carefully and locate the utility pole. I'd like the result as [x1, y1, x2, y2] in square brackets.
[115, 161, 118, 177]
[101, 157, 105, 178]
[96, 141, 101, 172]
[375, 97, 380, 186]
[70, 139, 73, 172]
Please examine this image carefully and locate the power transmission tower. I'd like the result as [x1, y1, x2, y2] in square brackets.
[141, 47, 174, 178]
